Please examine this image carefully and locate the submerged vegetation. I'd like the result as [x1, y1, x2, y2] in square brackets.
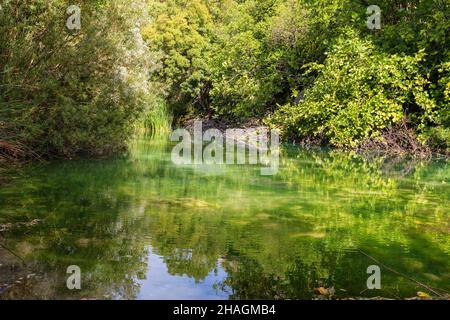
[0, 138, 448, 299]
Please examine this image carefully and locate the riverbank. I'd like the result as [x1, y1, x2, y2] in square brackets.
[0, 140, 37, 186]
[179, 117, 449, 159]
[0, 118, 446, 179]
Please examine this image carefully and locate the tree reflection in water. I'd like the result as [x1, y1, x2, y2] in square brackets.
[0, 138, 449, 299]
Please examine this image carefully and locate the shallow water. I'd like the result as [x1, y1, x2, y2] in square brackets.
[0, 137, 449, 300]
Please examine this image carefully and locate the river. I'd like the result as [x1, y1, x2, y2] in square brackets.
[0, 136, 448, 299]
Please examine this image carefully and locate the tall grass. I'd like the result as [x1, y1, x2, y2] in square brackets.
[138, 97, 173, 138]
[129, 98, 172, 159]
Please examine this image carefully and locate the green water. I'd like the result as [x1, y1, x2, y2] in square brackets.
[0, 136, 449, 300]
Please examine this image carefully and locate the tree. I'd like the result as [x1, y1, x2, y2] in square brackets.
[0, 0, 155, 157]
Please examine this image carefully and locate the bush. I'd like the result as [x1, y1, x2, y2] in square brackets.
[0, 0, 154, 157]
[423, 126, 450, 154]
[266, 29, 436, 148]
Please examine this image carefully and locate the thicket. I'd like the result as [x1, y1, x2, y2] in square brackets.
[0, 0, 156, 159]
[146, 0, 449, 153]
[1, 0, 449, 160]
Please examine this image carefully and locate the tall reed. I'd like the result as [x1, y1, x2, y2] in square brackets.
[139, 98, 172, 137]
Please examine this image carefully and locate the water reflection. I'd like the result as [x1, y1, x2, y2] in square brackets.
[136, 248, 229, 300]
[0, 137, 448, 299]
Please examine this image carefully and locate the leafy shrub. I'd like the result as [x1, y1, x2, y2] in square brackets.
[423, 126, 450, 154]
[267, 29, 436, 148]
[0, 0, 154, 157]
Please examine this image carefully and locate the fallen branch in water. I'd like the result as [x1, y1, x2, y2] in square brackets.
[0, 140, 26, 161]
[0, 243, 26, 265]
[0, 139, 44, 165]
[0, 219, 41, 232]
[357, 119, 432, 159]
[0, 232, 26, 265]
[358, 249, 448, 298]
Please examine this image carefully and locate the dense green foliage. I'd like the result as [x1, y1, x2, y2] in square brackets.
[268, 31, 434, 147]
[145, 0, 449, 151]
[1, 0, 449, 158]
[0, 0, 156, 157]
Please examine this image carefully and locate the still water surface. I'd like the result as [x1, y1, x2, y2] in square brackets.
[0, 137, 448, 299]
